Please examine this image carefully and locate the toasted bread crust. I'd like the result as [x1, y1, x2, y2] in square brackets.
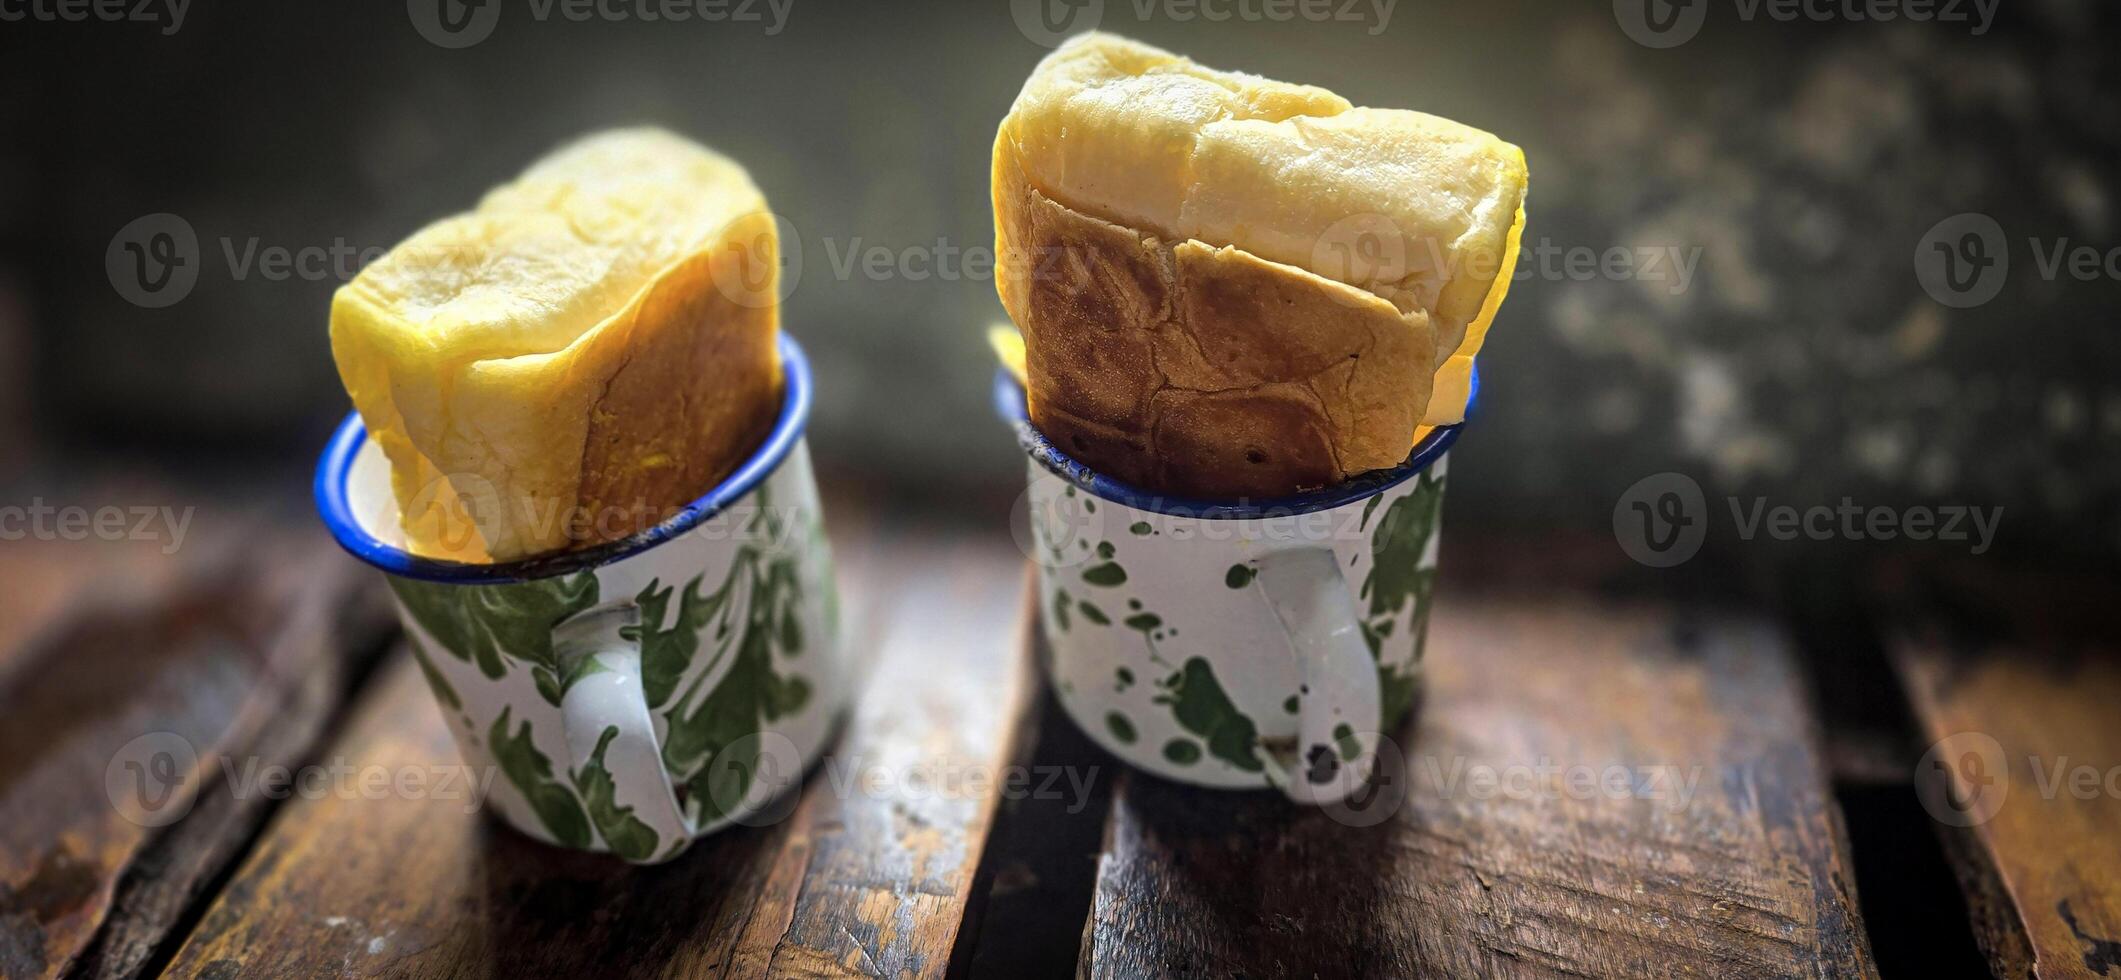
[331, 130, 784, 561]
[996, 146, 1433, 499]
[570, 242, 782, 548]
[991, 33, 1529, 495]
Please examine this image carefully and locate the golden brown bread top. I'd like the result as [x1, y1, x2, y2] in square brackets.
[999, 33, 1527, 373]
[993, 34, 1526, 498]
[331, 129, 782, 561]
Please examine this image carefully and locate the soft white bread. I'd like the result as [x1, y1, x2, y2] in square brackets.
[331, 129, 782, 561]
[995, 33, 1525, 497]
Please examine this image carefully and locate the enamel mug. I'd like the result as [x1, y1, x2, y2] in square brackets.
[316, 334, 846, 863]
[996, 369, 1474, 804]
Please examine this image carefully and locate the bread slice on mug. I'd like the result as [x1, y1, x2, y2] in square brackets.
[994, 33, 1526, 498]
[331, 128, 783, 561]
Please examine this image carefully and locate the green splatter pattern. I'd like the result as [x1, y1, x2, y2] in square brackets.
[418, 475, 832, 845]
[569, 726, 661, 861]
[1360, 470, 1446, 726]
[627, 574, 724, 709]
[390, 571, 600, 687]
[489, 707, 591, 849]
[1034, 467, 1444, 775]
[1153, 658, 1263, 773]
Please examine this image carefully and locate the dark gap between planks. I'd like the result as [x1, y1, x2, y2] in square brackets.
[1834, 781, 1993, 978]
[1776, 557, 2000, 978]
[1783, 550, 2121, 980]
[953, 684, 1118, 980]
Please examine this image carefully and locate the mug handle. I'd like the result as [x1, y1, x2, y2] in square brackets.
[1251, 547, 1381, 804]
[552, 603, 693, 863]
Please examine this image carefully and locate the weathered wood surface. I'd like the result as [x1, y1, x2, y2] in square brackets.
[1080, 593, 1878, 979]
[161, 527, 1039, 978]
[0, 534, 200, 683]
[0, 534, 394, 980]
[1886, 564, 2121, 980]
[15, 510, 2118, 980]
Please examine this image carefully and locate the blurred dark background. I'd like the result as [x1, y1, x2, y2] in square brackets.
[2, 0, 2118, 586]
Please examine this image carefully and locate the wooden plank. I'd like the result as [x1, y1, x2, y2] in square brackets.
[1891, 619, 2121, 978]
[161, 529, 1038, 979]
[0, 492, 246, 682]
[1872, 559, 2121, 980]
[0, 535, 196, 682]
[1080, 593, 1878, 979]
[71, 562, 398, 980]
[0, 534, 394, 980]
[727, 537, 1035, 977]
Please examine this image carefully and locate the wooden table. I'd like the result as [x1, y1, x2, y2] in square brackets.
[3, 504, 2116, 979]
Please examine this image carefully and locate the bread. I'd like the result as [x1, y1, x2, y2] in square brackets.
[993, 33, 1526, 498]
[331, 128, 782, 562]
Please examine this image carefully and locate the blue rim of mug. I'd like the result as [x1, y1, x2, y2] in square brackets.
[314, 333, 813, 584]
[993, 362, 1476, 520]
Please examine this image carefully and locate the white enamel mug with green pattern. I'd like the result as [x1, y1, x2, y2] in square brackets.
[997, 369, 1473, 803]
[317, 336, 845, 863]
